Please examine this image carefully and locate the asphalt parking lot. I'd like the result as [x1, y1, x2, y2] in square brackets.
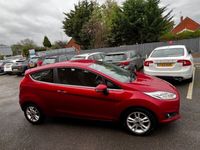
[0, 65, 200, 150]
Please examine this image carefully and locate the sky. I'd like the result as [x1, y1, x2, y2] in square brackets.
[0, 0, 199, 46]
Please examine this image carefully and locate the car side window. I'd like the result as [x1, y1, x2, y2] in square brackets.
[57, 68, 103, 87]
[31, 69, 53, 83]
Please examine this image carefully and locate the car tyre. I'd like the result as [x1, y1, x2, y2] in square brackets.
[123, 108, 157, 136]
[24, 104, 44, 124]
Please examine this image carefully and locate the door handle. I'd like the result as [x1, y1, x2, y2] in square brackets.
[57, 90, 67, 94]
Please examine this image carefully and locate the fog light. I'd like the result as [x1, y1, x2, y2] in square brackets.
[165, 112, 177, 119]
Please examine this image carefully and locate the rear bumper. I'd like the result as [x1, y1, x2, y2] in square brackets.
[4, 68, 12, 72]
[144, 66, 193, 79]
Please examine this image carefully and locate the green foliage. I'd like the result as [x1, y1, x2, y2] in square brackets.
[35, 47, 47, 52]
[62, 0, 173, 49]
[11, 44, 23, 56]
[160, 30, 200, 41]
[69, 0, 121, 49]
[63, 0, 96, 49]
[11, 39, 38, 57]
[43, 36, 52, 48]
[109, 0, 173, 46]
[15, 39, 37, 57]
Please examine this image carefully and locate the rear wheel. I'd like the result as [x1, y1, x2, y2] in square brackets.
[123, 108, 157, 135]
[24, 104, 44, 124]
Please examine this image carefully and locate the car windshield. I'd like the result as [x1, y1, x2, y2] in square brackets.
[104, 54, 127, 62]
[43, 58, 56, 64]
[71, 56, 86, 60]
[89, 62, 134, 83]
[150, 48, 184, 57]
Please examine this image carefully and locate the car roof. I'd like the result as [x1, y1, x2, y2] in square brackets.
[25, 60, 95, 75]
[154, 45, 186, 50]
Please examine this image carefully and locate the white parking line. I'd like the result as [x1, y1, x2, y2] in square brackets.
[186, 67, 196, 100]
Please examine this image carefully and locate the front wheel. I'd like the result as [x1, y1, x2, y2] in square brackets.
[123, 108, 157, 135]
[24, 104, 44, 124]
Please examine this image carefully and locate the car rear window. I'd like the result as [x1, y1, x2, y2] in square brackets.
[150, 48, 184, 57]
[104, 54, 127, 62]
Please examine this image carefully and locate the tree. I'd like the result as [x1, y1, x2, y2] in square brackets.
[109, 0, 173, 45]
[11, 44, 23, 55]
[43, 36, 52, 48]
[81, 0, 121, 48]
[63, 0, 96, 49]
[16, 39, 37, 57]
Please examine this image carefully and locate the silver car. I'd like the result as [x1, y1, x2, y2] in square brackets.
[104, 50, 143, 71]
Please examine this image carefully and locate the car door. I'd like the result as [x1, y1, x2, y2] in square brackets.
[52, 67, 125, 120]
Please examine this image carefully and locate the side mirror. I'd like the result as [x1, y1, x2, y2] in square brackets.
[95, 84, 108, 95]
[188, 50, 192, 54]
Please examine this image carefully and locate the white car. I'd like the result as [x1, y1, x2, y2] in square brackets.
[4, 58, 23, 74]
[71, 52, 105, 61]
[144, 45, 194, 82]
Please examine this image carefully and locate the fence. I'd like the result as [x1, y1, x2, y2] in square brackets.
[79, 37, 200, 57]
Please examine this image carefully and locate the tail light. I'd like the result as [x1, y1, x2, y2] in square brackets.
[144, 60, 153, 66]
[177, 60, 191, 66]
[120, 61, 130, 66]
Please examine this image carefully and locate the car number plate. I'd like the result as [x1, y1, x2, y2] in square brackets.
[13, 69, 18, 71]
[157, 63, 173, 67]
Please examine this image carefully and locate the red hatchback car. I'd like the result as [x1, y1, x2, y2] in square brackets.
[19, 60, 180, 135]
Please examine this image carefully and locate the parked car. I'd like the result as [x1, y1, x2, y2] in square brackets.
[104, 51, 143, 71]
[28, 56, 43, 68]
[4, 60, 17, 74]
[0, 60, 10, 74]
[12, 59, 29, 75]
[144, 45, 194, 82]
[42, 55, 69, 66]
[71, 52, 105, 61]
[19, 60, 180, 135]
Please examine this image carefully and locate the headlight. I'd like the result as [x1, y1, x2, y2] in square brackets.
[144, 91, 176, 100]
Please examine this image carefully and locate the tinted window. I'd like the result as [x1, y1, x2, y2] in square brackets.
[31, 69, 53, 83]
[150, 48, 184, 57]
[57, 68, 101, 87]
[104, 54, 127, 62]
[130, 51, 137, 58]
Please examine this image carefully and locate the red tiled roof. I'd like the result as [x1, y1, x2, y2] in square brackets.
[171, 17, 200, 34]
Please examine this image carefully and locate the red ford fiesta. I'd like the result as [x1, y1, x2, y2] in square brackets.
[19, 60, 180, 135]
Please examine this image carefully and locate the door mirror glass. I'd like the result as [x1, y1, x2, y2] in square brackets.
[95, 84, 108, 95]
